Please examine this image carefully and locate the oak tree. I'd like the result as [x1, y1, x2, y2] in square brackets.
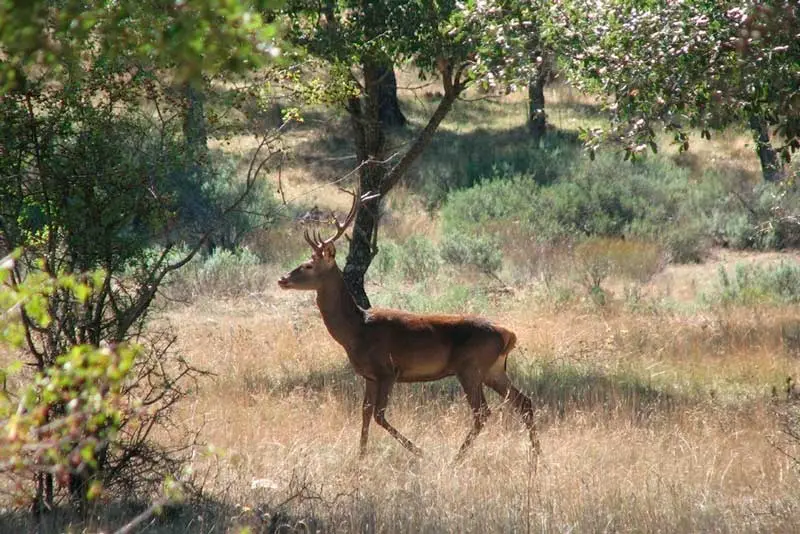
[547, 0, 800, 182]
[283, 0, 538, 306]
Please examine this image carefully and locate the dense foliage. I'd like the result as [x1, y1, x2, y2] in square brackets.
[0, 0, 283, 521]
[441, 150, 800, 264]
[547, 0, 800, 181]
[0, 254, 139, 511]
[0, 0, 280, 93]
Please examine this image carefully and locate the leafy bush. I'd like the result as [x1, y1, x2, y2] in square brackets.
[0, 77, 251, 514]
[659, 222, 710, 264]
[373, 240, 401, 280]
[372, 283, 488, 314]
[0, 257, 138, 512]
[440, 152, 705, 261]
[398, 236, 440, 282]
[171, 152, 281, 250]
[440, 232, 503, 274]
[414, 130, 582, 207]
[708, 181, 800, 250]
[716, 261, 800, 305]
[439, 148, 800, 267]
[167, 246, 269, 298]
[369, 236, 440, 283]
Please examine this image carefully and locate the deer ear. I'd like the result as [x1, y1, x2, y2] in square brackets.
[321, 242, 336, 260]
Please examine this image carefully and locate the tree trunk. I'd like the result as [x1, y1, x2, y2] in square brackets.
[342, 166, 383, 309]
[376, 62, 406, 128]
[183, 79, 214, 252]
[749, 115, 783, 182]
[342, 60, 463, 308]
[182, 79, 208, 163]
[343, 61, 387, 309]
[527, 67, 548, 142]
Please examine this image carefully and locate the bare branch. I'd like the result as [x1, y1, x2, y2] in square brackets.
[113, 496, 172, 534]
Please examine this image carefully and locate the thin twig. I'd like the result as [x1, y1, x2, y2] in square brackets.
[113, 496, 171, 534]
[282, 153, 399, 204]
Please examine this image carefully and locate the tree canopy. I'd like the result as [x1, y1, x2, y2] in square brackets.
[547, 0, 800, 180]
[0, 0, 282, 93]
[279, 0, 547, 305]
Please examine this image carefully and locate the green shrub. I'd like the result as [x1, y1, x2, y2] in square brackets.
[371, 236, 440, 283]
[707, 180, 800, 251]
[661, 222, 709, 264]
[413, 130, 582, 207]
[716, 261, 800, 305]
[398, 235, 440, 282]
[201, 246, 260, 273]
[373, 240, 401, 280]
[168, 246, 267, 298]
[372, 283, 488, 314]
[170, 151, 282, 251]
[440, 232, 503, 274]
[440, 152, 706, 262]
[435, 147, 796, 282]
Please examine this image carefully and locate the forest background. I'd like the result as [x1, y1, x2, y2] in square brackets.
[1, 1, 799, 532]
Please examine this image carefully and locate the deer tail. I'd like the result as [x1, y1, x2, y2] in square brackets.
[498, 328, 517, 372]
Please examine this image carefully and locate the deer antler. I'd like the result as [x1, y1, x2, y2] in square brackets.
[304, 185, 379, 254]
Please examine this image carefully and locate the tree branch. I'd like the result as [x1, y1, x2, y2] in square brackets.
[380, 87, 460, 196]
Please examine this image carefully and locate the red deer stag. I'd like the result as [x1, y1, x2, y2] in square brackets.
[278, 189, 539, 460]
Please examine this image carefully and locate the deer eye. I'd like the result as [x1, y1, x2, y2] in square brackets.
[304, 265, 312, 269]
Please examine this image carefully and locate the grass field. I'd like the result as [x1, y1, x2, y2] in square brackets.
[156, 83, 800, 533]
[161, 247, 800, 533]
[3, 81, 800, 533]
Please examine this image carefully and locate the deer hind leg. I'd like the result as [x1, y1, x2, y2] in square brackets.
[373, 377, 423, 456]
[485, 371, 540, 454]
[360, 379, 377, 457]
[454, 370, 491, 463]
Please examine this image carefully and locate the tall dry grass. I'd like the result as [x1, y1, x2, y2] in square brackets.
[3, 82, 796, 533]
[154, 266, 800, 533]
[133, 79, 800, 533]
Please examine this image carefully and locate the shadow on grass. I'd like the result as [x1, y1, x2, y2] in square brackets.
[548, 99, 607, 120]
[242, 362, 471, 414]
[204, 84, 604, 210]
[0, 497, 233, 534]
[243, 357, 679, 427]
[510, 361, 679, 426]
[409, 125, 583, 206]
[0, 492, 332, 534]
[288, 114, 585, 208]
[243, 362, 361, 405]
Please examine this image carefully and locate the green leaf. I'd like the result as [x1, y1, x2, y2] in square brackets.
[87, 480, 103, 500]
[73, 284, 92, 303]
[80, 444, 95, 465]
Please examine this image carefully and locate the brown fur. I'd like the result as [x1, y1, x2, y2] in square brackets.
[279, 207, 538, 459]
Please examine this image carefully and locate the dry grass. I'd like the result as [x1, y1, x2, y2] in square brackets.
[4, 82, 798, 533]
[168, 93, 800, 529]
[152, 263, 800, 532]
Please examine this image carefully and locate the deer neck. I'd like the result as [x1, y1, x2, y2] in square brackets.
[315, 267, 364, 351]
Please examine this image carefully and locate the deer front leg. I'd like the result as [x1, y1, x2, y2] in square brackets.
[360, 379, 377, 457]
[374, 377, 423, 457]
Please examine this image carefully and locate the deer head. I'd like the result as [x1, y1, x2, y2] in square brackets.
[277, 187, 371, 291]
